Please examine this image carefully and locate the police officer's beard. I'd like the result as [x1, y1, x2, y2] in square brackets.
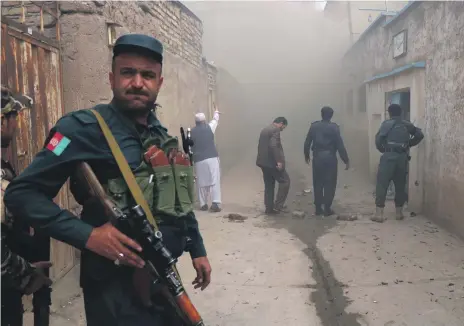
[114, 93, 157, 119]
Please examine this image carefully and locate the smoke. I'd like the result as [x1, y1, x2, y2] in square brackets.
[187, 1, 350, 160]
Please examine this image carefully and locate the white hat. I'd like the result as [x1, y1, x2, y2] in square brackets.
[195, 112, 206, 122]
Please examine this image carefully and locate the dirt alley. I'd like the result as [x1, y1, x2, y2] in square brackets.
[24, 148, 464, 326]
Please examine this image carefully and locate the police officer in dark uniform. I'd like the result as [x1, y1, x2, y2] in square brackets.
[1, 85, 53, 325]
[5, 34, 212, 325]
[304, 106, 350, 216]
[372, 103, 424, 222]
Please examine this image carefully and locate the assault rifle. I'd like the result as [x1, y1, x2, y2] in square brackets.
[75, 162, 204, 326]
[180, 127, 194, 164]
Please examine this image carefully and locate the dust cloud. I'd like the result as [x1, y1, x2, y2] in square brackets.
[187, 1, 350, 164]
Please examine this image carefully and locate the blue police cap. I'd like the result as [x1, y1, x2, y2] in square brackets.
[113, 34, 163, 63]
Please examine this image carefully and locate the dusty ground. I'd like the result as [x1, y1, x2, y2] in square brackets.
[24, 149, 464, 326]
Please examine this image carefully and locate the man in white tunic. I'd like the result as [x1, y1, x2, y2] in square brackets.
[191, 110, 222, 212]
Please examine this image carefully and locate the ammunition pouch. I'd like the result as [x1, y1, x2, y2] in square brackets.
[104, 159, 195, 225]
[172, 163, 194, 214]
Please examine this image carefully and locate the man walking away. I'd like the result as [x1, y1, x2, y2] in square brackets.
[304, 107, 349, 216]
[191, 109, 222, 212]
[372, 104, 424, 222]
[256, 117, 290, 215]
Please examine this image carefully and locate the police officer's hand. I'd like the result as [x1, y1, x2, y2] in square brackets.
[23, 261, 53, 295]
[85, 222, 145, 268]
[345, 162, 350, 170]
[192, 256, 212, 291]
[276, 162, 283, 171]
[305, 157, 310, 165]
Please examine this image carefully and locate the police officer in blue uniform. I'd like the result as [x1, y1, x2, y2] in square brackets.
[5, 34, 212, 325]
[304, 106, 350, 216]
[372, 103, 424, 222]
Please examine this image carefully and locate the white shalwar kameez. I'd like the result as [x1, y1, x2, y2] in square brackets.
[194, 112, 221, 207]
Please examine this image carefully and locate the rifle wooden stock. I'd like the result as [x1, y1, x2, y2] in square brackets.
[74, 163, 118, 220]
[75, 162, 205, 326]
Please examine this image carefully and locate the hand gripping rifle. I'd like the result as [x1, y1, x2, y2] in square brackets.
[74, 162, 205, 326]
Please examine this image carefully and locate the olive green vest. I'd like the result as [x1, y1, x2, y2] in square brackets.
[103, 130, 195, 224]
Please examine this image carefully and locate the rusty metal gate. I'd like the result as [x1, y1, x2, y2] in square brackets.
[1, 7, 76, 281]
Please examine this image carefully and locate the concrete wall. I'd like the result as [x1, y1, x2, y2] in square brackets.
[340, 1, 464, 236]
[55, 1, 210, 138]
[324, 1, 408, 43]
[213, 67, 248, 174]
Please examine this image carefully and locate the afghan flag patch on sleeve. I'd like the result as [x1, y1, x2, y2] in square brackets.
[46, 132, 71, 156]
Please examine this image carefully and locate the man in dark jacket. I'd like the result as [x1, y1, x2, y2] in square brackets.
[4, 34, 211, 326]
[256, 117, 290, 215]
[304, 107, 349, 216]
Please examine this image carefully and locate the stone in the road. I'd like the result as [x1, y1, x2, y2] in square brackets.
[292, 210, 306, 218]
[224, 213, 248, 222]
[337, 214, 359, 221]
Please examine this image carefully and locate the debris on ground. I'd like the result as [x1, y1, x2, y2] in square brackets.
[292, 210, 306, 218]
[337, 214, 359, 221]
[303, 188, 312, 194]
[224, 213, 248, 222]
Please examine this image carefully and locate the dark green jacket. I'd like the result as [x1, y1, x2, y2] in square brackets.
[4, 102, 206, 287]
[375, 117, 424, 153]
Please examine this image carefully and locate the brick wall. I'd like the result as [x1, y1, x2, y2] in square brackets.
[1, 1, 204, 68]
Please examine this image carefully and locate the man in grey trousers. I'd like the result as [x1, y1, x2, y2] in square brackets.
[256, 117, 290, 215]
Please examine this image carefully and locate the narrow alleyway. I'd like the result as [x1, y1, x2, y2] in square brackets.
[25, 149, 464, 326]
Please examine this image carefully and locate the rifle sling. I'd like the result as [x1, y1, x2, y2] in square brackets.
[90, 109, 159, 231]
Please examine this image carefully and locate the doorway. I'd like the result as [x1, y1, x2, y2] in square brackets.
[386, 89, 410, 120]
[384, 89, 411, 202]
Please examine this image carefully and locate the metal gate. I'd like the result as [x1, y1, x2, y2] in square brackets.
[1, 10, 76, 281]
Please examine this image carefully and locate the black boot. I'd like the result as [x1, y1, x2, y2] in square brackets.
[265, 208, 279, 215]
[324, 207, 335, 217]
[200, 205, 208, 211]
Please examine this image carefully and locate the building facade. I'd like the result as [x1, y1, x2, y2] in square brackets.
[340, 1, 464, 236]
[324, 0, 409, 44]
[2, 0, 218, 136]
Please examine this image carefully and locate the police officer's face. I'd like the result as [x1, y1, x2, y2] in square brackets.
[110, 53, 164, 113]
[1, 113, 18, 148]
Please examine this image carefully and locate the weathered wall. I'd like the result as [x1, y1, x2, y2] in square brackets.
[56, 1, 209, 138]
[341, 1, 464, 236]
[324, 1, 409, 43]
